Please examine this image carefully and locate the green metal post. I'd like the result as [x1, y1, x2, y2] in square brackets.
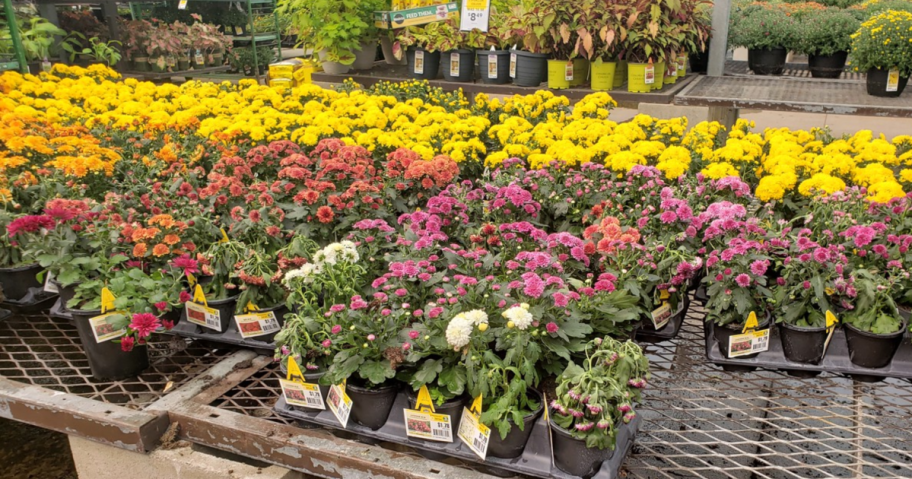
[3, 0, 28, 73]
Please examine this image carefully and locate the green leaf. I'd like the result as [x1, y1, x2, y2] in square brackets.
[359, 360, 395, 386]
[412, 358, 442, 387]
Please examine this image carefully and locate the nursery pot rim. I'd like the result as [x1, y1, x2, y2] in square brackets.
[843, 318, 907, 339]
[779, 321, 827, 333]
[0, 262, 41, 272]
[346, 378, 400, 394]
[515, 50, 548, 58]
[405, 389, 469, 408]
[547, 412, 621, 442]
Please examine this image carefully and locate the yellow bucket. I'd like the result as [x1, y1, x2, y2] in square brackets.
[571, 58, 588, 86]
[652, 61, 665, 91]
[677, 53, 687, 78]
[591, 60, 616, 91]
[613, 60, 627, 88]
[548, 59, 571, 89]
[627, 62, 652, 92]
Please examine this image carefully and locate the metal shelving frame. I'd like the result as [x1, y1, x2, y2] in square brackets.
[1, 0, 28, 73]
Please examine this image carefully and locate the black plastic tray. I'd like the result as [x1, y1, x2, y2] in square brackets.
[170, 318, 276, 353]
[274, 392, 639, 479]
[48, 298, 74, 320]
[635, 296, 690, 344]
[0, 309, 11, 321]
[703, 321, 912, 382]
[1, 288, 58, 314]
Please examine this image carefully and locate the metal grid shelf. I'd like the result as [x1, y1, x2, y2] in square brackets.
[209, 302, 912, 478]
[725, 60, 865, 82]
[0, 314, 235, 408]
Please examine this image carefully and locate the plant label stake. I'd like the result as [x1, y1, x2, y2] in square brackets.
[565, 61, 574, 81]
[450, 53, 460, 77]
[280, 356, 325, 410]
[235, 302, 280, 338]
[414, 50, 425, 75]
[178, 0, 188, 10]
[645, 60, 655, 85]
[185, 284, 222, 331]
[404, 385, 454, 442]
[823, 310, 839, 354]
[509, 52, 517, 78]
[488, 51, 497, 79]
[727, 311, 770, 358]
[327, 380, 352, 427]
[545, 392, 554, 465]
[44, 271, 59, 294]
[887, 69, 900, 92]
[458, 394, 490, 460]
[90, 287, 127, 344]
[651, 302, 672, 329]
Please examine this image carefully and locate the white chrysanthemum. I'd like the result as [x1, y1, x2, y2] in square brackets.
[314, 242, 359, 266]
[446, 315, 473, 349]
[502, 306, 534, 330]
[284, 263, 322, 286]
[463, 310, 489, 326]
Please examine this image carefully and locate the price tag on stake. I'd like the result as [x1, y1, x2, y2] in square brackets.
[282, 357, 326, 410]
[487, 54, 497, 79]
[644, 63, 655, 85]
[458, 394, 490, 460]
[823, 310, 839, 354]
[727, 311, 769, 357]
[235, 311, 280, 338]
[414, 50, 424, 75]
[565, 61, 574, 81]
[404, 386, 453, 442]
[887, 69, 900, 92]
[450, 53, 460, 77]
[509, 52, 517, 78]
[185, 284, 222, 331]
[651, 302, 672, 329]
[327, 382, 352, 427]
[101, 287, 116, 313]
[178, 0, 188, 10]
[44, 271, 59, 294]
[89, 312, 128, 343]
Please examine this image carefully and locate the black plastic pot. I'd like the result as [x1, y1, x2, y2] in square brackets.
[477, 50, 510, 84]
[0, 263, 43, 301]
[71, 308, 149, 380]
[53, 280, 79, 310]
[181, 295, 239, 333]
[514, 51, 547, 87]
[487, 388, 544, 459]
[406, 47, 441, 80]
[346, 381, 399, 430]
[844, 320, 906, 368]
[550, 418, 616, 478]
[713, 315, 771, 359]
[442, 49, 474, 82]
[808, 52, 847, 79]
[779, 322, 827, 364]
[689, 44, 710, 74]
[866, 68, 909, 98]
[747, 47, 787, 76]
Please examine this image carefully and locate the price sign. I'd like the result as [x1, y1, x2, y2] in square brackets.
[404, 386, 454, 442]
[327, 382, 352, 427]
[89, 312, 127, 343]
[487, 53, 498, 79]
[44, 271, 59, 294]
[509, 52, 517, 78]
[644, 63, 655, 85]
[235, 311, 280, 338]
[887, 68, 900, 92]
[727, 311, 770, 357]
[414, 50, 425, 75]
[450, 53, 461, 77]
[185, 284, 222, 331]
[457, 394, 490, 460]
[460, 0, 491, 32]
[651, 302, 672, 329]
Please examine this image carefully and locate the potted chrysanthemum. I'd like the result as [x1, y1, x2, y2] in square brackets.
[550, 337, 649, 477]
[849, 10, 912, 97]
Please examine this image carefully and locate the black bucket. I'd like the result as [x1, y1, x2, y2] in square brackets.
[844, 320, 906, 369]
[181, 295, 239, 333]
[71, 309, 149, 381]
[477, 50, 511, 84]
[550, 418, 616, 478]
[779, 322, 828, 364]
[347, 381, 399, 430]
[713, 315, 771, 359]
[689, 44, 710, 74]
[54, 280, 79, 310]
[406, 47, 440, 80]
[808, 52, 847, 79]
[866, 68, 909, 98]
[441, 49, 474, 82]
[748, 47, 787, 76]
[514, 51, 547, 87]
[0, 263, 43, 301]
[487, 388, 544, 459]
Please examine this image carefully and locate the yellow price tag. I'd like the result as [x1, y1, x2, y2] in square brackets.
[100, 287, 116, 313]
[220, 228, 230, 243]
[414, 385, 435, 413]
[825, 310, 839, 329]
[192, 284, 208, 306]
[286, 355, 305, 383]
[469, 394, 483, 416]
[742, 311, 759, 333]
[246, 301, 259, 313]
[466, 0, 486, 9]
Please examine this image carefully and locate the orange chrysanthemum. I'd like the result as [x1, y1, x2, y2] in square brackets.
[133, 243, 148, 257]
[163, 234, 180, 245]
[152, 243, 170, 257]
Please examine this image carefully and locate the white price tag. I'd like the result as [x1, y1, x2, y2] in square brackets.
[414, 50, 425, 75]
[186, 301, 222, 331]
[457, 407, 490, 460]
[644, 64, 655, 85]
[450, 52, 460, 77]
[487, 54, 498, 79]
[89, 312, 127, 343]
[651, 302, 672, 329]
[727, 329, 770, 357]
[281, 379, 325, 410]
[565, 61, 574, 81]
[327, 383, 352, 427]
[460, 0, 491, 32]
[44, 272, 59, 294]
[178, 0, 188, 10]
[235, 311, 280, 338]
[509, 52, 517, 78]
[405, 409, 453, 442]
[887, 68, 900, 92]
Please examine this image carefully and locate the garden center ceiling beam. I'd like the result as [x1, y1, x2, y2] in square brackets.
[0, 376, 167, 452]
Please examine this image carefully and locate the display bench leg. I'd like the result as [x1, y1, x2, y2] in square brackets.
[708, 106, 739, 132]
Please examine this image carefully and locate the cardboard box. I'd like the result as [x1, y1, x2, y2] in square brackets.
[268, 78, 294, 89]
[374, 2, 458, 29]
[268, 58, 304, 80]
